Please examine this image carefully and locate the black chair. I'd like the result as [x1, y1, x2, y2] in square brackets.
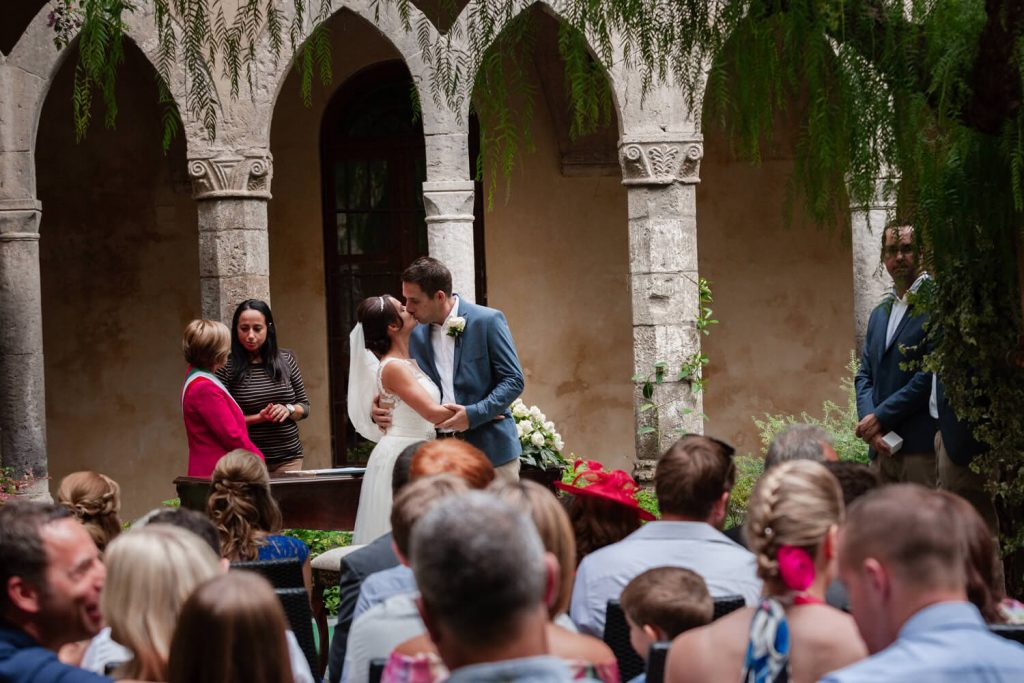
[232, 557, 305, 589]
[713, 594, 745, 621]
[992, 624, 1024, 645]
[603, 600, 646, 681]
[369, 657, 387, 683]
[276, 587, 319, 678]
[646, 641, 672, 683]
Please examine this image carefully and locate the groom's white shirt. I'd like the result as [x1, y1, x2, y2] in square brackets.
[431, 295, 460, 407]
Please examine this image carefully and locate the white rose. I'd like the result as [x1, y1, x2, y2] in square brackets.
[447, 316, 466, 333]
[520, 420, 533, 435]
[512, 402, 530, 419]
[554, 437, 565, 451]
[530, 431, 546, 447]
[530, 406, 543, 420]
[543, 420, 555, 433]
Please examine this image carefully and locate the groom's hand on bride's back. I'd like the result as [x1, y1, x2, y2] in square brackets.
[371, 395, 393, 431]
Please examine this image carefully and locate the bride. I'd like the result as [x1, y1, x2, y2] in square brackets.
[348, 295, 453, 544]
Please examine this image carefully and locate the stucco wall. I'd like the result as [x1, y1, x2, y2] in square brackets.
[697, 120, 855, 457]
[37, 45, 199, 519]
[481, 74, 635, 473]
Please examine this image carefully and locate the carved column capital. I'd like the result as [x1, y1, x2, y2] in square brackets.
[188, 151, 273, 200]
[619, 134, 703, 186]
[422, 180, 475, 224]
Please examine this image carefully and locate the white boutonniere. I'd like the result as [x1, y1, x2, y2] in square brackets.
[445, 316, 466, 339]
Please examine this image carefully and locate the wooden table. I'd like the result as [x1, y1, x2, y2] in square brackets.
[173, 469, 363, 531]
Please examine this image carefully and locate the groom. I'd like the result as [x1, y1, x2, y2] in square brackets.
[375, 256, 526, 480]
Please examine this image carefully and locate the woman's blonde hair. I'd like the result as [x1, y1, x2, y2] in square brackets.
[57, 471, 122, 552]
[102, 524, 222, 681]
[489, 480, 576, 617]
[168, 572, 294, 683]
[207, 450, 281, 560]
[744, 459, 843, 595]
[182, 319, 230, 369]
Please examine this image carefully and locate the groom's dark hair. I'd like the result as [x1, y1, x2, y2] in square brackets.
[402, 257, 452, 297]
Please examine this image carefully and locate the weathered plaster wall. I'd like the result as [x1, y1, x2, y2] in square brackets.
[268, 13, 406, 469]
[482, 72, 635, 473]
[697, 120, 855, 457]
[37, 45, 199, 519]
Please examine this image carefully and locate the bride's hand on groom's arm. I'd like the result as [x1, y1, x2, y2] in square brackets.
[437, 404, 470, 432]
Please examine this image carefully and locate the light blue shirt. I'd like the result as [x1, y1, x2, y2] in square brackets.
[352, 564, 416, 621]
[446, 656, 577, 683]
[569, 521, 762, 637]
[819, 602, 1024, 683]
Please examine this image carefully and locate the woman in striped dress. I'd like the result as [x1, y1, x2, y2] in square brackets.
[219, 300, 310, 474]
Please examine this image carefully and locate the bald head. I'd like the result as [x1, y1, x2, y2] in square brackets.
[841, 484, 964, 591]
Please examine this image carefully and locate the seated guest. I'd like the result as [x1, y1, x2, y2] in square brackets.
[0, 502, 113, 683]
[668, 460, 866, 683]
[206, 450, 311, 592]
[555, 460, 653, 566]
[728, 424, 838, 548]
[821, 485, 1024, 682]
[388, 481, 620, 682]
[821, 461, 880, 611]
[411, 491, 580, 682]
[167, 572, 295, 683]
[143, 507, 224, 557]
[327, 442, 421, 683]
[409, 439, 496, 489]
[85, 525, 222, 680]
[619, 567, 713, 683]
[181, 319, 264, 477]
[571, 435, 761, 637]
[342, 475, 469, 683]
[57, 471, 122, 553]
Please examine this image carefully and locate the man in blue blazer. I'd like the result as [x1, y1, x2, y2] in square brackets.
[392, 256, 525, 479]
[855, 223, 935, 486]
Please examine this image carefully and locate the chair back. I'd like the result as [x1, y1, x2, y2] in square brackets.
[369, 658, 387, 683]
[233, 557, 305, 589]
[646, 641, 672, 683]
[991, 624, 1024, 645]
[276, 587, 318, 677]
[603, 600, 645, 681]
[713, 594, 745, 620]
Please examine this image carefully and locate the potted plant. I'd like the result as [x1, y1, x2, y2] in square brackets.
[511, 399, 568, 491]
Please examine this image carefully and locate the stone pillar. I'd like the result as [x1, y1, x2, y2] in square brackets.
[619, 133, 704, 481]
[850, 181, 894, 350]
[188, 150, 273, 322]
[423, 180, 476, 303]
[0, 199, 49, 493]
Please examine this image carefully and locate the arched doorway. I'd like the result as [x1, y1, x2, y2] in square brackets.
[319, 61, 487, 465]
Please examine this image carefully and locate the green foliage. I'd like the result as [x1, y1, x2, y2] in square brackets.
[281, 527, 351, 557]
[752, 354, 870, 465]
[161, 497, 181, 508]
[0, 467, 43, 505]
[725, 454, 764, 530]
[558, 460, 660, 519]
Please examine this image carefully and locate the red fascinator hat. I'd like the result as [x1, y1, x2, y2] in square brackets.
[555, 460, 656, 521]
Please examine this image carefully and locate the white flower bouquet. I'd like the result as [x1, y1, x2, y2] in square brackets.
[511, 399, 568, 469]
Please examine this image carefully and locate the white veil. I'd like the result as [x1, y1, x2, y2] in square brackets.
[347, 323, 382, 443]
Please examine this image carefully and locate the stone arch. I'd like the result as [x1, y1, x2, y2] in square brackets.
[9, 3, 192, 158]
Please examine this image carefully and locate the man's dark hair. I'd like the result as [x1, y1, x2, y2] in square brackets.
[148, 507, 222, 555]
[392, 441, 425, 495]
[655, 435, 736, 519]
[823, 461, 880, 508]
[401, 257, 452, 298]
[880, 221, 918, 257]
[0, 502, 73, 611]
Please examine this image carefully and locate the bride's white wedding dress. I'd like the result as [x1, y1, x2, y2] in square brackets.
[352, 357, 437, 545]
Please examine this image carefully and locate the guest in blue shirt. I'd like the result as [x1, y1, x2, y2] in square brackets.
[0, 502, 112, 683]
[820, 484, 1024, 682]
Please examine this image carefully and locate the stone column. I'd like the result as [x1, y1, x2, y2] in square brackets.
[423, 180, 476, 303]
[0, 198, 49, 493]
[188, 150, 273, 322]
[619, 133, 705, 481]
[850, 181, 894, 350]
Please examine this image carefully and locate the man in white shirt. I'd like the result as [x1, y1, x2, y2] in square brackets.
[570, 435, 761, 637]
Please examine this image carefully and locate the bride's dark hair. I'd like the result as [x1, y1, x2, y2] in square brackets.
[357, 296, 403, 358]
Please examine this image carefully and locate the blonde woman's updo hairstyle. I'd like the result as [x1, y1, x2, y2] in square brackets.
[57, 471, 122, 552]
[207, 449, 282, 560]
[182, 319, 230, 369]
[743, 460, 843, 595]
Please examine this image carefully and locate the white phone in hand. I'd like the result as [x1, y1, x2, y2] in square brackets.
[881, 431, 903, 455]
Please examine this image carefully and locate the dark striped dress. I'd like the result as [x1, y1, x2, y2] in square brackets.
[218, 350, 309, 467]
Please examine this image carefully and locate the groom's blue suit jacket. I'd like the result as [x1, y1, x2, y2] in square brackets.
[409, 298, 525, 467]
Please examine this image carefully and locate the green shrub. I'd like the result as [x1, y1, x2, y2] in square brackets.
[281, 528, 352, 617]
[725, 455, 765, 530]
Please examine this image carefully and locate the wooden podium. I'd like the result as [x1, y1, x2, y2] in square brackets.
[173, 468, 364, 531]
